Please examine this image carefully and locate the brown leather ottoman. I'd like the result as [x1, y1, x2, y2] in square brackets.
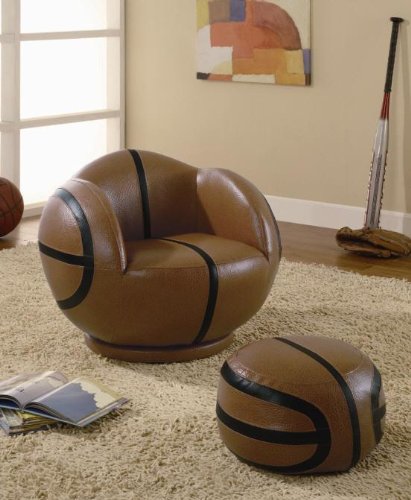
[38, 150, 281, 362]
[216, 336, 386, 473]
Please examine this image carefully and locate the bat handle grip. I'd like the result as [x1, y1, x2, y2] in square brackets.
[384, 17, 404, 93]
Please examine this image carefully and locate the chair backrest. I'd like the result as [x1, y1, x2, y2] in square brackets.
[75, 149, 199, 241]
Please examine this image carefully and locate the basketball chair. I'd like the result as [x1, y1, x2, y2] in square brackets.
[38, 150, 282, 362]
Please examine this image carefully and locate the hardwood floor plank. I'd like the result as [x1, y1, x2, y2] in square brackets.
[0, 217, 40, 246]
[278, 221, 411, 281]
[1, 217, 410, 281]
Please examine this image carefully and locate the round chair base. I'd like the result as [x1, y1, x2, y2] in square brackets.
[84, 332, 235, 363]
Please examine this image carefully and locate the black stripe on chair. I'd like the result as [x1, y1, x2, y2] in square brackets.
[161, 238, 219, 345]
[129, 149, 151, 239]
[39, 188, 94, 310]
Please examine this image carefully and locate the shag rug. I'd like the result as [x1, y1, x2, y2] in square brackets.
[0, 244, 410, 500]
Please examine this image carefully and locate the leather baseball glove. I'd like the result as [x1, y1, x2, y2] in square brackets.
[336, 227, 411, 258]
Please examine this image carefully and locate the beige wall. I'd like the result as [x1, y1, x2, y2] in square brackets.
[126, 0, 411, 214]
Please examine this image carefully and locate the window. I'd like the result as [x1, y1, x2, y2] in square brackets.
[0, 0, 124, 213]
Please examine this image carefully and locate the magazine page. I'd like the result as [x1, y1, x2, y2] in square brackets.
[0, 371, 67, 409]
[0, 373, 40, 393]
[26, 377, 128, 425]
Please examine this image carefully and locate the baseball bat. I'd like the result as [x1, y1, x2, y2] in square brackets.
[364, 17, 403, 229]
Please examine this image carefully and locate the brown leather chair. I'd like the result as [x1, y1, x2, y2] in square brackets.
[38, 150, 282, 362]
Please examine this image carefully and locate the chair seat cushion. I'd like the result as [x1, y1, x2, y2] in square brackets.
[125, 233, 266, 272]
[119, 233, 272, 345]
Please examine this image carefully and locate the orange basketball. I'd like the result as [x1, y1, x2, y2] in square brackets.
[0, 178, 24, 237]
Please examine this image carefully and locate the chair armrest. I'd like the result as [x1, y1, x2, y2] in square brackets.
[70, 179, 127, 272]
[197, 168, 282, 265]
[39, 178, 127, 273]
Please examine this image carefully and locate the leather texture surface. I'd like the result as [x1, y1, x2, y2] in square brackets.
[216, 336, 385, 474]
[38, 149, 281, 362]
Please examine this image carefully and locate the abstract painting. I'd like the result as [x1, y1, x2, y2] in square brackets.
[196, 0, 311, 86]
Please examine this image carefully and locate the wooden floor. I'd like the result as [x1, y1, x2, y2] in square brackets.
[278, 222, 411, 281]
[1, 217, 410, 281]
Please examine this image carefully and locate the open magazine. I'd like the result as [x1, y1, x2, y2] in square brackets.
[0, 371, 128, 427]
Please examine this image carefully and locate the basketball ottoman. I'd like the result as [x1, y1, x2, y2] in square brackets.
[216, 336, 386, 473]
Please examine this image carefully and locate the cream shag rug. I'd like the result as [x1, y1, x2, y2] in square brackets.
[0, 244, 410, 500]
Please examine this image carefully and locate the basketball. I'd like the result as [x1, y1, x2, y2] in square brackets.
[216, 336, 385, 474]
[0, 178, 24, 237]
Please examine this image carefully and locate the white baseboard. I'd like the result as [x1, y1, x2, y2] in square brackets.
[22, 195, 411, 237]
[23, 203, 44, 218]
[266, 195, 411, 237]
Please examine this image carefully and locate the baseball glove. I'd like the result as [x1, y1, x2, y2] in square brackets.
[336, 226, 411, 258]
